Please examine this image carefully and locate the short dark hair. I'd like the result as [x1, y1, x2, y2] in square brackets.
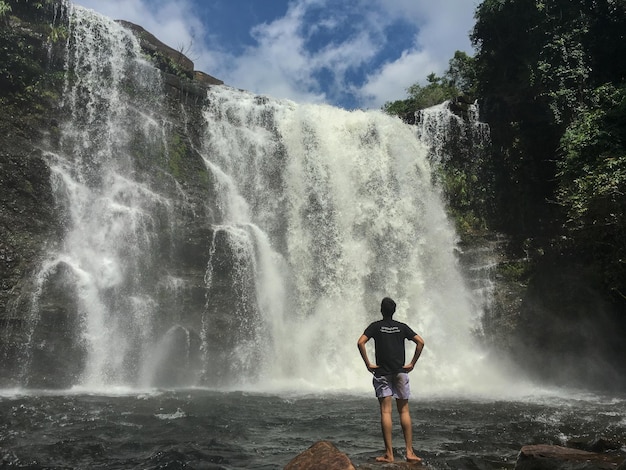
[381, 297, 396, 317]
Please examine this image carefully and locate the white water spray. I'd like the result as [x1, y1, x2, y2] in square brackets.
[200, 88, 506, 394]
[28, 5, 173, 389]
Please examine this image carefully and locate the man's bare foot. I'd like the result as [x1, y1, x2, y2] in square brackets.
[406, 450, 422, 463]
[375, 454, 394, 463]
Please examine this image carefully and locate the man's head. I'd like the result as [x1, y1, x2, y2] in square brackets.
[381, 297, 396, 318]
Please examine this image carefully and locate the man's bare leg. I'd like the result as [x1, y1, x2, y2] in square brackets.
[376, 396, 394, 462]
[396, 399, 422, 462]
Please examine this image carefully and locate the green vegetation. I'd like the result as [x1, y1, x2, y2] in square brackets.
[0, 25, 64, 124]
[437, 165, 488, 238]
[144, 48, 193, 80]
[382, 72, 458, 120]
[383, 0, 626, 303]
[5, 0, 58, 22]
[383, 52, 476, 122]
[1, 25, 48, 125]
[557, 84, 626, 298]
[0, 1, 12, 21]
[497, 260, 531, 285]
[383, 51, 487, 239]
[47, 24, 67, 43]
[472, 0, 626, 300]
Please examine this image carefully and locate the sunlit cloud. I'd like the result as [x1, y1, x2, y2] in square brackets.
[358, 49, 439, 110]
[75, 0, 477, 109]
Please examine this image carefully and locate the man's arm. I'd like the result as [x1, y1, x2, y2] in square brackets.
[402, 334, 425, 372]
[357, 334, 377, 372]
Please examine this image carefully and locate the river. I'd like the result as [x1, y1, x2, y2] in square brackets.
[1, 388, 624, 469]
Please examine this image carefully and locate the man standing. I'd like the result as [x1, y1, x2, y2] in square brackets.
[357, 297, 425, 463]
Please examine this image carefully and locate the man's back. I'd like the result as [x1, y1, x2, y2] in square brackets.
[363, 318, 417, 375]
[357, 297, 425, 463]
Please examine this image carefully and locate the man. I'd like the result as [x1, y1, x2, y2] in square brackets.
[357, 297, 425, 463]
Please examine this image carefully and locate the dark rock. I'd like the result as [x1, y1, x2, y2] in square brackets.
[0, 9, 68, 387]
[163, 72, 209, 103]
[357, 461, 427, 469]
[194, 70, 224, 86]
[515, 445, 624, 470]
[116, 20, 194, 76]
[284, 441, 356, 470]
[568, 438, 624, 454]
[4, 259, 87, 389]
[115, 21, 224, 97]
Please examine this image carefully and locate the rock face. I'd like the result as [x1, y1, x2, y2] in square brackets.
[515, 445, 624, 470]
[0, 1, 227, 388]
[116, 20, 195, 76]
[0, 1, 68, 385]
[284, 441, 356, 470]
[116, 20, 224, 87]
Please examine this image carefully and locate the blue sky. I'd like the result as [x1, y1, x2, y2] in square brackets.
[75, 0, 479, 110]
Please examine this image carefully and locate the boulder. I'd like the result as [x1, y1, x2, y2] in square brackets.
[567, 437, 624, 454]
[194, 70, 224, 86]
[284, 441, 356, 470]
[515, 445, 624, 470]
[116, 20, 194, 76]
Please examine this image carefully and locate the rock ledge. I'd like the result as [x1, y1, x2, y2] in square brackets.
[515, 444, 625, 470]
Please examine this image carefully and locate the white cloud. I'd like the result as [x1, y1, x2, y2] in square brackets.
[74, 0, 478, 109]
[75, 0, 221, 73]
[218, 1, 326, 104]
[357, 49, 439, 109]
[213, 0, 379, 105]
[352, 0, 478, 109]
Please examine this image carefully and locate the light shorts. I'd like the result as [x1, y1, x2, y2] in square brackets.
[372, 372, 410, 399]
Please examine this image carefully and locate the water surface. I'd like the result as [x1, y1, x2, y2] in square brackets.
[1, 389, 624, 469]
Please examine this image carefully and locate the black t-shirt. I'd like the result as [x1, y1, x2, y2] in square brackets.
[363, 318, 417, 376]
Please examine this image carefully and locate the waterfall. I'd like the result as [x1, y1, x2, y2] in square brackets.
[6, 4, 510, 395]
[415, 100, 491, 166]
[15, 5, 177, 389]
[414, 99, 497, 341]
[200, 88, 503, 394]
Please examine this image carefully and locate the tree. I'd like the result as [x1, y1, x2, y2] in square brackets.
[381, 57, 487, 238]
[472, 0, 626, 303]
[557, 84, 626, 299]
[382, 73, 454, 122]
[446, 51, 477, 97]
[382, 54, 477, 123]
[0, 1, 12, 23]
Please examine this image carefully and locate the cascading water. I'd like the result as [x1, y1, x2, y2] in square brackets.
[7, 4, 513, 395]
[12, 5, 180, 389]
[200, 89, 506, 394]
[415, 99, 491, 166]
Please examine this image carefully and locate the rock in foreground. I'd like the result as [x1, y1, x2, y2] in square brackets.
[515, 444, 624, 470]
[284, 441, 356, 470]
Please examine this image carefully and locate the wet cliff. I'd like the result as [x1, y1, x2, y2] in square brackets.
[0, 1, 224, 387]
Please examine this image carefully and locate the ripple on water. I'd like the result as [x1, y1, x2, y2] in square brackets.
[0, 390, 623, 469]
